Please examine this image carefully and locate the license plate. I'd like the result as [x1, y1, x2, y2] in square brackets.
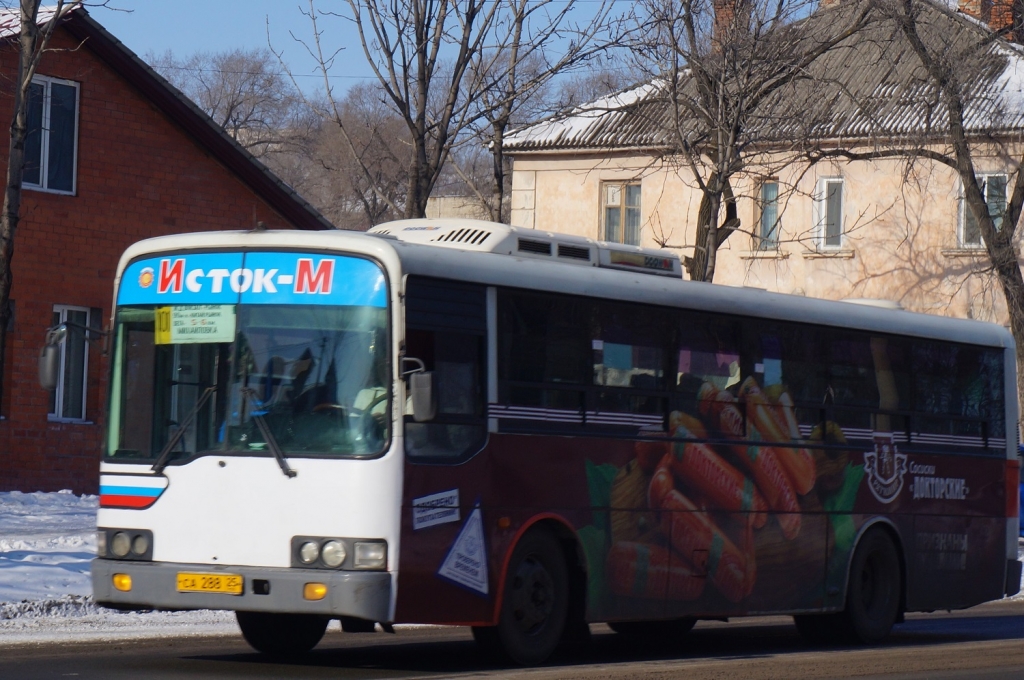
[176, 572, 243, 595]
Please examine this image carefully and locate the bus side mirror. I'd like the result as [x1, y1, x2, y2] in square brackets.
[410, 372, 436, 422]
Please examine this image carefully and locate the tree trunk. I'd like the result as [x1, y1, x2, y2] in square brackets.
[0, 3, 40, 412]
[490, 122, 505, 223]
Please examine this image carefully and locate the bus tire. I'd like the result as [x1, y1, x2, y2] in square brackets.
[842, 528, 902, 644]
[494, 528, 569, 665]
[608, 618, 696, 646]
[236, 611, 328, 656]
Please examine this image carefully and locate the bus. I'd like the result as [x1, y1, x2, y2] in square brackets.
[59, 219, 1020, 664]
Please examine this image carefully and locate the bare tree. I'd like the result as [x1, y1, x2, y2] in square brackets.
[466, 0, 615, 222]
[630, 0, 874, 282]
[289, 0, 615, 221]
[807, 0, 1024, 415]
[149, 48, 308, 160]
[0, 0, 83, 410]
[308, 83, 411, 229]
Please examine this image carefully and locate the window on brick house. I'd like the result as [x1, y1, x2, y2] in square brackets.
[602, 182, 641, 245]
[49, 305, 89, 421]
[24, 75, 79, 194]
[960, 174, 1006, 248]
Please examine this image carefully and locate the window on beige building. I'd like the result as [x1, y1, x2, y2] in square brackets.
[814, 178, 844, 249]
[758, 181, 780, 249]
[602, 182, 641, 245]
[960, 174, 1006, 248]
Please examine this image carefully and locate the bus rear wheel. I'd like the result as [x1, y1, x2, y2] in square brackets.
[478, 528, 569, 665]
[236, 611, 329, 657]
[843, 528, 902, 643]
[795, 528, 902, 646]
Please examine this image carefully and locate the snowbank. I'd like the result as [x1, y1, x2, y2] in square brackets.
[0, 490, 236, 645]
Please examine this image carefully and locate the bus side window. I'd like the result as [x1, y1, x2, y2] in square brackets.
[590, 299, 669, 419]
[404, 277, 487, 461]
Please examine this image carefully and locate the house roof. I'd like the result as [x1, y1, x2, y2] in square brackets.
[2, 5, 334, 230]
[504, 0, 1024, 154]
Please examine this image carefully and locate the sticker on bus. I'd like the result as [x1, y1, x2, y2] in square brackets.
[437, 505, 488, 596]
[412, 489, 460, 530]
[154, 305, 236, 344]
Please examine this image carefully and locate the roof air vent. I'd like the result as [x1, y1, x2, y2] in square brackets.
[433, 227, 491, 245]
[557, 244, 591, 261]
[518, 238, 552, 255]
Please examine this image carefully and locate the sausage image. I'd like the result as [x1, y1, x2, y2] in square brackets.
[607, 541, 705, 601]
[665, 429, 769, 527]
[738, 378, 816, 496]
[698, 382, 801, 540]
[656, 487, 752, 602]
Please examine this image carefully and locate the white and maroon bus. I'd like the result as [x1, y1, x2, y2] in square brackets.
[67, 219, 1019, 664]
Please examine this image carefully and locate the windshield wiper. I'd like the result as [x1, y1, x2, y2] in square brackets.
[152, 386, 217, 474]
[241, 388, 297, 478]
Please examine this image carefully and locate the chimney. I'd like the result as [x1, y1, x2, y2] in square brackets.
[958, 0, 985, 20]
[959, 0, 1022, 41]
[989, 0, 1018, 37]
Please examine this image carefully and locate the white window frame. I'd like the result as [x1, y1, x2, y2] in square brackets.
[601, 181, 642, 246]
[813, 177, 845, 250]
[758, 180, 780, 250]
[958, 173, 1007, 249]
[48, 304, 90, 422]
[24, 74, 80, 196]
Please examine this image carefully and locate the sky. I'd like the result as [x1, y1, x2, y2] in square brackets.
[94, 1, 372, 93]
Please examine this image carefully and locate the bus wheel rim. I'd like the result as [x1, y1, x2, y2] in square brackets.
[509, 555, 555, 635]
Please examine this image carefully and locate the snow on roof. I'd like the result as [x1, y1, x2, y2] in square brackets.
[504, 81, 666, 151]
[505, 0, 1024, 153]
[0, 4, 78, 40]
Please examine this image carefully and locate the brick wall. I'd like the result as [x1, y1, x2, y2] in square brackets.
[0, 29, 299, 494]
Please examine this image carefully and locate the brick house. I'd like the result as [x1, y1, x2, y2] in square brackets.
[0, 7, 332, 493]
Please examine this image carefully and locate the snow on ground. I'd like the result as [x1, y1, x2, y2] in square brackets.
[0, 491, 235, 646]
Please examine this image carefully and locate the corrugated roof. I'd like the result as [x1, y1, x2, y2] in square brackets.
[505, 0, 1024, 153]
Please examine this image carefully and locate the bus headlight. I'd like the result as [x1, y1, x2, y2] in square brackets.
[99, 528, 154, 561]
[110, 532, 131, 557]
[353, 541, 387, 570]
[299, 541, 320, 565]
[291, 536, 388, 570]
[321, 540, 347, 568]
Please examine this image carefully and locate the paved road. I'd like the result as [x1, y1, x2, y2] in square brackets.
[4, 602, 1024, 679]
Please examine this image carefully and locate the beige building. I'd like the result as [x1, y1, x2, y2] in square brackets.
[504, 1, 1022, 326]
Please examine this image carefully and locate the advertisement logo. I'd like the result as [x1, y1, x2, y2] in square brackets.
[138, 267, 154, 288]
[863, 433, 907, 504]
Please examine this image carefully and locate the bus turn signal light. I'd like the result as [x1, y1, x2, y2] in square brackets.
[112, 574, 132, 592]
[303, 583, 327, 600]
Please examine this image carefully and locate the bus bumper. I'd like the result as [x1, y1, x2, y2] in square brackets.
[92, 558, 392, 622]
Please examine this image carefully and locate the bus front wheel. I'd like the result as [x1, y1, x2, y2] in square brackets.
[236, 611, 329, 657]
[476, 528, 569, 665]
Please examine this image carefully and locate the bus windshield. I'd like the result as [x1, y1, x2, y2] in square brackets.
[105, 303, 389, 463]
